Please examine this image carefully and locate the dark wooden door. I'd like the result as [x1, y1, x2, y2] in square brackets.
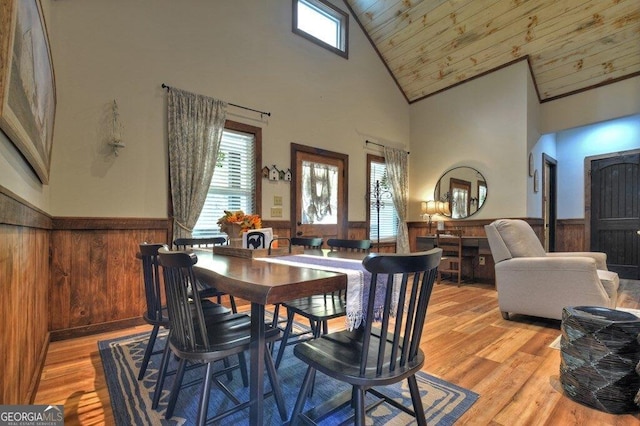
[590, 153, 640, 279]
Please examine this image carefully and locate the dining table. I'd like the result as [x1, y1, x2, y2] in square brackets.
[192, 248, 362, 425]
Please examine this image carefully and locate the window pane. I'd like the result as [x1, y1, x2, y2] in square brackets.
[193, 129, 255, 238]
[298, 1, 339, 47]
[369, 160, 398, 240]
[301, 160, 338, 224]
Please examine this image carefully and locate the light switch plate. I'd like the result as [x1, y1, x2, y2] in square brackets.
[273, 195, 283, 206]
[271, 207, 283, 218]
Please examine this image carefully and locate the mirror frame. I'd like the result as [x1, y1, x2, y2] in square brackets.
[434, 166, 487, 219]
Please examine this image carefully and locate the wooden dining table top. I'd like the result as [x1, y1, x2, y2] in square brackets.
[193, 249, 363, 305]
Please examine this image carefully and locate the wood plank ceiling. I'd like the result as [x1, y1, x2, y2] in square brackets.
[344, 0, 640, 103]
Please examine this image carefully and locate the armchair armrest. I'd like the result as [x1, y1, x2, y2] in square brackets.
[546, 251, 607, 270]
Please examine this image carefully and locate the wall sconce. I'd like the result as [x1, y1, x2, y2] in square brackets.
[109, 100, 125, 156]
[420, 200, 439, 234]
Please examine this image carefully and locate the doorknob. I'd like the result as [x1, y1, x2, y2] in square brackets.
[297, 222, 302, 226]
[296, 231, 303, 236]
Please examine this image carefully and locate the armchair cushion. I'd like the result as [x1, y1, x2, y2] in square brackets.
[492, 219, 546, 258]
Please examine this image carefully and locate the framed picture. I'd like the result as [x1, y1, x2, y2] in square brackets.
[533, 169, 539, 193]
[243, 228, 274, 250]
[528, 152, 534, 177]
[0, 0, 56, 184]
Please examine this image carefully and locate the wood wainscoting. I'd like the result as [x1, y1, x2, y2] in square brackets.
[0, 189, 51, 404]
[49, 218, 170, 341]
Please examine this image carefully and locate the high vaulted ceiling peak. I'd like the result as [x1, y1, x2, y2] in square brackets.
[344, 0, 640, 103]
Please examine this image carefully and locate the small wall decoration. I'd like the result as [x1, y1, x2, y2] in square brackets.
[268, 165, 280, 181]
[528, 152, 534, 177]
[0, 0, 56, 184]
[264, 165, 292, 182]
[533, 169, 539, 193]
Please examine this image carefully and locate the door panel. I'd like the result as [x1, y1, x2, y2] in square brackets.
[291, 144, 348, 243]
[590, 153, 640, 279]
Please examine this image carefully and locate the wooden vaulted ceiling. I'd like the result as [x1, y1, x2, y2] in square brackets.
[344, 0, 640, 103]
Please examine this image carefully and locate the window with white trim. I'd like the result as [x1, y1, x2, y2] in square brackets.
[368, 155, 398, 241]
[293, 0, 348, 58]
[193, 123, 260, 238]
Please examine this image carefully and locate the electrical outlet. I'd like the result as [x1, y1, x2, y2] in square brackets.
[479, 256, 485, 266]
[271, 207, 283, 218]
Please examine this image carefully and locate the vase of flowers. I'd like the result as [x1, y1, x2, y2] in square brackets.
[217, 210, 262, 247]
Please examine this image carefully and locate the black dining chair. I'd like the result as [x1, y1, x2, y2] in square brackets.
[274, 238, 372, 370]
[289, 248, 442, 426]
[156, 247, 287, 425]
[137, 243, 230, 381]
[270, 237, 324, 330]
[173, 237, 238, 313]
[289, 236, 324, 249]
[327, 238, 372, 253]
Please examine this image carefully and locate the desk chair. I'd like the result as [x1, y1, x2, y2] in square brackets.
[436, 230, 463, 285]
[137, 243, 230, 381]
[289, 249, 442, 426]
[157, 248, 287, 425]
[173, 237, 238, 313]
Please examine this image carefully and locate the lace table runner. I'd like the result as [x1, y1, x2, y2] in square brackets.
[257, 254, 398, 330]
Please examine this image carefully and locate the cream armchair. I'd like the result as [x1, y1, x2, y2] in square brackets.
[485, 219, 619, 320]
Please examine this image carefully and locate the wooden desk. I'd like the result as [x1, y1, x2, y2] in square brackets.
[193, 249, 349, 425]
[416, 235, 494, 283]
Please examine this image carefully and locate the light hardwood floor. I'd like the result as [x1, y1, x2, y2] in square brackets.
[35, 280, 640, 425]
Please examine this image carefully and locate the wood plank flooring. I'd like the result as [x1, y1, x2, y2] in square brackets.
[34, 280, 640, 425]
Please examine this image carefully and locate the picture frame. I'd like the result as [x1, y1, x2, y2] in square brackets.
[242, 228, 274, 250]
[0, 0, 56, 184]
[533, 169, 539, 193]
[528, 152, 534, 177]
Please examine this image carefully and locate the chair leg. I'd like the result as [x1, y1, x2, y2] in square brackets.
[238, 351, 249, 387]
[195, 362, 214, 426]
[152, 339, 172, 409]
[165, 358, 187, 419]
[353, 386, 366, 426]
[264, 347, 288, 421]
[138, 325, 160, 380]
[275, 309, 295, 369]
[289, 366, 316, 426]
[407, 375, 427, 426]
[229, 295, 238, 313]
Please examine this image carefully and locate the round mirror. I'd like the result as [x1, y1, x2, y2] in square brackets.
[434, 166, 487, 219]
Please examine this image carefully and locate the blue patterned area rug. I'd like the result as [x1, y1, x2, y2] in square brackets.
[99, 324, 478, 425]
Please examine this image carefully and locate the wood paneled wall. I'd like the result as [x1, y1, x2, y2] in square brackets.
[49, 218, 170, 340]
[0, 190, 51, 404]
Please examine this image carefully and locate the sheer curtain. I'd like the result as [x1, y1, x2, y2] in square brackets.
[383, 147, 410, 254]
[167, 88, 227, 241]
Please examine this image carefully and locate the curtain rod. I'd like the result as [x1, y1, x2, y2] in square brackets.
[161, 83, 271, 117]
[365, 140, 409, 154]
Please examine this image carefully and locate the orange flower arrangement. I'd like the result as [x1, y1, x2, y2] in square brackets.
[217, 210, 262, 236]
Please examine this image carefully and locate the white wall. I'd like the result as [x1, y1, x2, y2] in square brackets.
[409, 61, 530, 221]
[45, 0, 409, 219]
[556, 113, 640, 219]
[540, 76, 640, 134]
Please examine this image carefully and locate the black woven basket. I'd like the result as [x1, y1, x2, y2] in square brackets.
[560, 306, 640, 414]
